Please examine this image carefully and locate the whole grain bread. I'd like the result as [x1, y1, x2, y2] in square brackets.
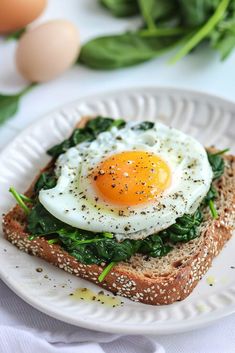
[2, 118, 235, 305]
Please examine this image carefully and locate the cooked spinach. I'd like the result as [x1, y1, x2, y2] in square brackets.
[34, 171, 57, 193]
[203, 184, 219, 218]
[27, 202, 66, 235]
[159, 209, 203, 243]
[27, 201, 172, 264]
[47, 116, 126, 158]
[79, 0, 235, 69]
[204, 149, 228, 218]
[132, 121, 154, 130]
[207, 149, 228, 180]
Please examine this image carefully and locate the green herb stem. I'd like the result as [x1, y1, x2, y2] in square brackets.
[139, 27, 190, 37]
[9, 186, 30, 215]
[18, 83, 37, 98]
[98, 262, 116, 282]
[74, 238, 107, 245]
[209, 199, 218, 219]
[5, 28, 26, 41]
[19, 194, 33, 203]
[138, 0, 156, 30]
[170, 0, 230, 63]
[213, 148, 230, 156]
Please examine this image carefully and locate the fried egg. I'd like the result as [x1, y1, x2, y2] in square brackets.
[39, 121, 213, 241]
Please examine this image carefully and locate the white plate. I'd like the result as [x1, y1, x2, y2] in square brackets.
[0, 87, 235, 335]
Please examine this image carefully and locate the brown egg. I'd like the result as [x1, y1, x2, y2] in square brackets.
[0, 0, 47, 34]
[15, 20, 80, 83]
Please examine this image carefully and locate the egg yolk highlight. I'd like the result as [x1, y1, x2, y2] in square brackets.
[93, 151, 171, 206]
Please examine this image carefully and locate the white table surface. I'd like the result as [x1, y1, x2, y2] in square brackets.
[0, 1, 235, 352]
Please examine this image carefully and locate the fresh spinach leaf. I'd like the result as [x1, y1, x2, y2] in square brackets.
[0, 93, 22, 125]
[100, 0, 139, 17]
[79, 0, 235, 69]
[170, 0, 230, 63]
[178, 0, 222, 27]
[79, 32, 183, 69]
[5, 28, 26, 41]
[138, 0, 157, 30]
[0, 85, 34, 125]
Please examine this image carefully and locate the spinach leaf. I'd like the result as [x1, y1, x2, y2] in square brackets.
[132, 121, 154, 130]
[27, 202, 66, 235]
[138, 0, 157, 30]
[79, 32, 183, 69]
[159, 209, 203, 243]
[34, 171, 57, 194]
[139, 234, 173, 257]
[0, 85, 34, 125]
[170, 0, 230, 63]
[5, 28, 26, 41]
[203, 149, 228, 218]
[100, 0, 139, 17]
[212, 29, 235, 60]
[207, 150, 226, 180]
[150, 0, 177, 22]
[203, 184, 218, 219]
[178, 0, 222, 27]
[27, 201, 172, 264]
[79, 0, 235, 69]
[47, 116, 126, 158]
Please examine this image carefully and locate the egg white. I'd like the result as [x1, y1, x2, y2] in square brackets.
[39, 121, 213, 241]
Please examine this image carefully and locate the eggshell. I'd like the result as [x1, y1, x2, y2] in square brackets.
[0, 0, 47, 34]
[15, 20, 80, 82]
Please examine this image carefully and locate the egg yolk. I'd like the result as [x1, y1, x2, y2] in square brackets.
[92, 151, 171, 206]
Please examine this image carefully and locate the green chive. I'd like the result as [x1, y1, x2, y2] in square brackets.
[209, 200, 218, 219]
[9, 186, 30, 214]
[98, 262, 116, 282]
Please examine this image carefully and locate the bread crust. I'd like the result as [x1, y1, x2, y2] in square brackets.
[2, 119, 235, 305]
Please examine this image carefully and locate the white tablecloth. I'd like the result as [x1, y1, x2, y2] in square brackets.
[1, 0, 235, 352]
[0, 279, 235, 353]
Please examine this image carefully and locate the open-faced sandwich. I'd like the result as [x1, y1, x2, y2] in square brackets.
[3, 116, 235, 305]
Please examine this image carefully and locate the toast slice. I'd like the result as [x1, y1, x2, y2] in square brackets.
[2, 118, 235, 305]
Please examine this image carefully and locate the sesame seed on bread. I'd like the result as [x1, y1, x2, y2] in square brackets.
[2, 118, 235, 305]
